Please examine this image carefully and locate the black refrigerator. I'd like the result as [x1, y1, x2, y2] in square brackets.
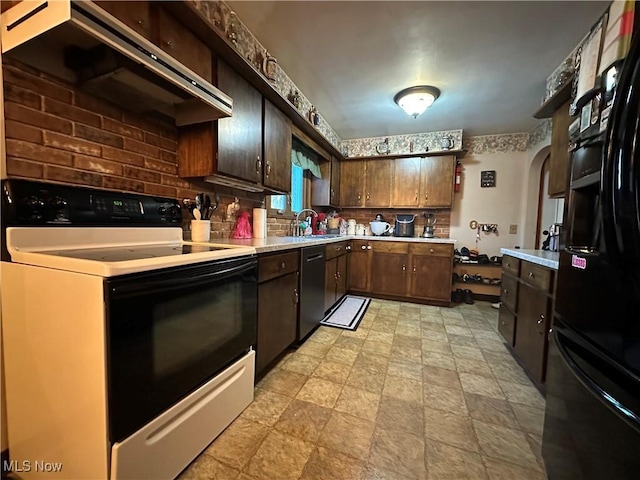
[542, 30, 640, 480]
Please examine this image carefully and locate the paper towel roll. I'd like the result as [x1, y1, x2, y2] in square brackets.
[253, 208, 267, 238]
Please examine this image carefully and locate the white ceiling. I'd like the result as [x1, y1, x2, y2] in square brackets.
[227, 1, 610, 139]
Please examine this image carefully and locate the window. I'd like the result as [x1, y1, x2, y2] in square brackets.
[268, 138, 322, 216]
[269, 163, 304, 214]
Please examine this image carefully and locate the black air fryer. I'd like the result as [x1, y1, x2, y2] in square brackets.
[394, 214, 415, 237]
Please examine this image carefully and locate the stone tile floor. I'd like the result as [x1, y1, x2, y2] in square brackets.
[177, 300, 547, 480]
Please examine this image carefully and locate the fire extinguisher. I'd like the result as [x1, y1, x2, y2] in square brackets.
[454, 161, 462, 192]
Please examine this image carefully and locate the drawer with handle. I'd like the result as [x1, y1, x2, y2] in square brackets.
[259, 250, 299, 283]
[501, 273, 519, 312]
[498, 305, 516, 346]
[520, 261, 552, 291]
[410, 243, 453, 257]
[325, 241, 349, 260]
[502, 255, 520, 277]
[371, 241, 409, 254]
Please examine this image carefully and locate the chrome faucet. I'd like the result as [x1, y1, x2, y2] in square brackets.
[294, 209, 318, 236]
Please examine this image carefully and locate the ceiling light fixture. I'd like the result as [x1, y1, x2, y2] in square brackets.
[394, 86, 441, 118]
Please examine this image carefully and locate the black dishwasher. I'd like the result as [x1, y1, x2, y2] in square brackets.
[298, 245, 326, 341]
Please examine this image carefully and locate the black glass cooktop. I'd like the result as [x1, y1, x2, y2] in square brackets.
[39, 244, 228, 262]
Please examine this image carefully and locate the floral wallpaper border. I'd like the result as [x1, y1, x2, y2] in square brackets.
[528, 119, 552, 148]
[339, 130, 463, 158]
[462, 133, 529, 155]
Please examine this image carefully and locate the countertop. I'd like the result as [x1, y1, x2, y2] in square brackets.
[500, 248, 560, 270]
[192, 235, 456, 254]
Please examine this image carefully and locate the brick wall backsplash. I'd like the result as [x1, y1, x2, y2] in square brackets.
[335, 208, 451, 238]
[2, 57, 260, 237]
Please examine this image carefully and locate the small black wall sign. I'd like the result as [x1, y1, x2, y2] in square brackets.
[481, 170, 496, 188]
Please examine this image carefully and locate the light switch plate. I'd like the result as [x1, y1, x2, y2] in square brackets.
[509, 224, 518, 234]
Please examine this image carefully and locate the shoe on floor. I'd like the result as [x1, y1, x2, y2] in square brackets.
[491, 302, 501, 309]
[451, 288, 464, 303]
[463, 289, 474, 304]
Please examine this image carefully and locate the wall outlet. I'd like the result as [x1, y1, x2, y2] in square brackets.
[509, 224, 518, 234]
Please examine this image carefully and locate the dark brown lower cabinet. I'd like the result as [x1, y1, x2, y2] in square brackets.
[256, 251, 299, 374]
[499, 255, 555, 386]
[325, 242, 349, 311]
[348, 240, 371, 292]
[336, 253, 348, 300]
[371, 253, 407, 296]
[349, 240, 452, 305]
[514, 283, 552, 384]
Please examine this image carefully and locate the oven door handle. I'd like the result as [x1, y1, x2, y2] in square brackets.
[108, 261, 256, 299]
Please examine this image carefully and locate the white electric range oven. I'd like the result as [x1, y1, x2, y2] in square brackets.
[1, 179, 257, 480]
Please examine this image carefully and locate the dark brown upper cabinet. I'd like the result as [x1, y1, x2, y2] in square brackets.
[178, 60, 262, 184]
[339, 160, 366, 207]
[154, 6, 212, 82]
[392, 157, 422, 207]
[263, 99, 292, 192]
[94, 1, 152, 39]
[365, 159, 393, 207]
[548, 100, 571, 198]
[421, 155, 455, 208]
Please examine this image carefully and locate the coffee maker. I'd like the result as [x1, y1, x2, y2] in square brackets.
[422, 213, 436, 238]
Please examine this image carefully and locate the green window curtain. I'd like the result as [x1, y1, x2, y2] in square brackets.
[291, 141, 322, 178]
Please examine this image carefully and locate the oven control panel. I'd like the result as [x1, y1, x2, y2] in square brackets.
[2, 179, 182, 226]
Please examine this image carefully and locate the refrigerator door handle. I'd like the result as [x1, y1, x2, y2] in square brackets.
[555, 330, 640, 429]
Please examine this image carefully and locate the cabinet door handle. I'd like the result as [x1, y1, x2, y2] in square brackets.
[334, 273, 338, 280]
[165, 40, 173, 48]
[335, 246, 342, 251]
[537, 314, 545, 334]
[337, 272, 341, 279]
[266, 161, 271, 176]
[357, 192, 361, 202]
[346, 245, 352, 251]
[402, 264, 406, 273]
[503, 288, 509, 295]
[255, 156, 262, 174]
[367, 245, 372, 250]
[505, 263, 510, 268]
[361, 245, 367, 250]
[529, 272, 535, 278]
[331, 188, 334, 200]
[281, 262, 286, 269]
[137, 19, 145, 26]
[413, 265, 417, 275]
[430, 248, 434, 254]
[366, 193, 370, 202]
[293, 288, 299, 304]
[425, 192, 428, 201]
[415, 191, 419, 202]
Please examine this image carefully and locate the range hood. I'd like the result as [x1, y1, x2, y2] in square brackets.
[1, 0, 232, 125]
